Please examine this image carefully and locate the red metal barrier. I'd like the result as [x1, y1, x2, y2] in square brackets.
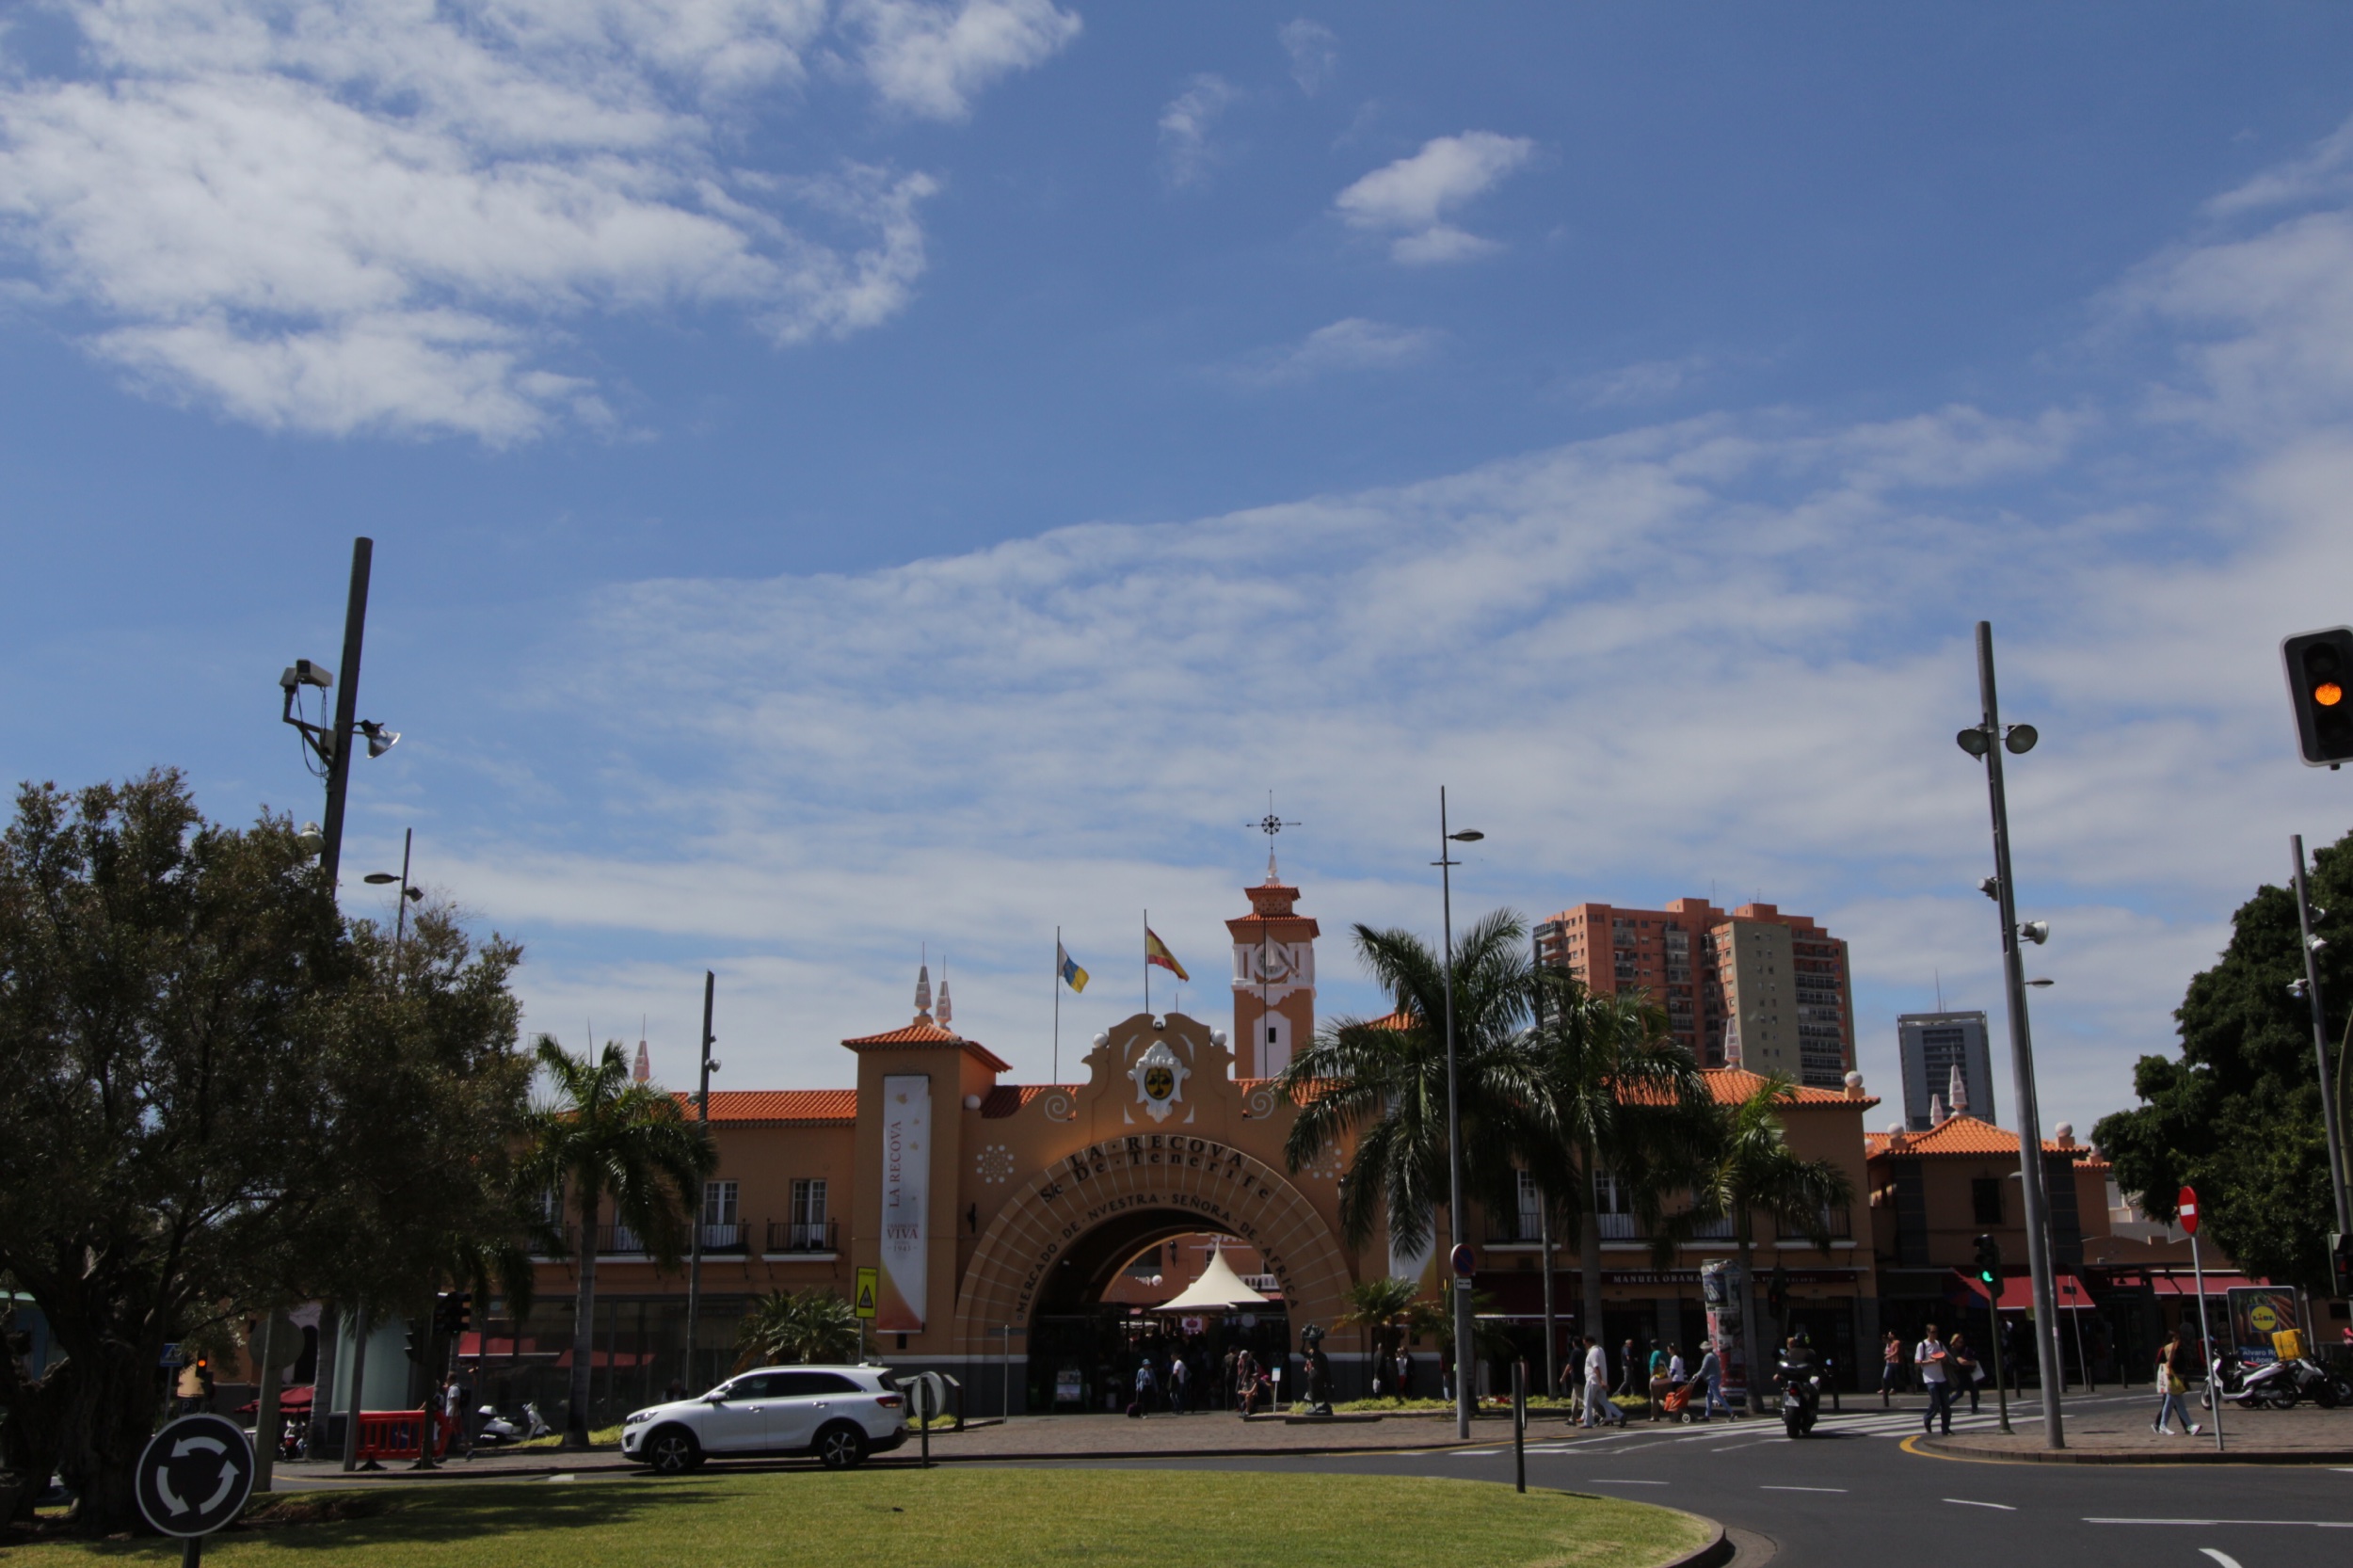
[354, 1410, 455, 1460]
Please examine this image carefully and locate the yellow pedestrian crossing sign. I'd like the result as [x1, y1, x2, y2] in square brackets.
[855, 1267, 878, 1320]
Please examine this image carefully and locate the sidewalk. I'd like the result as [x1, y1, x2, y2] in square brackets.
[1920, 1400, 2353, 1464]
[267, 1410, 1505, 1486]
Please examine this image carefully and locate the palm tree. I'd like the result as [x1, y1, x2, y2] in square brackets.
[1515, 972, 1709, 1373]
[1278, 914, 1543, 1260]
[1683, 1075, 1856, 1414]
[733, 1288, 862, 1372]
[522, 1037, 714, 1447]
[1334, 1276, 1445, 1400]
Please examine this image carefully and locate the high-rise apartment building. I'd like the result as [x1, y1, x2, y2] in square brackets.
[1535, 899, 1856, 1087]
[1897, 1011, 1996, 1130]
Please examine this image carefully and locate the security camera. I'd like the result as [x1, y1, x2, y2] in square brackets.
[295, 822, 326, 857]
[1977, 876, 2000, 901]
[280, 658, 333, 691]
[2020, 920, 2050, 945]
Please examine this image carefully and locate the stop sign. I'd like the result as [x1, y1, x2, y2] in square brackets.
[2177, 1185, 2200, 1235]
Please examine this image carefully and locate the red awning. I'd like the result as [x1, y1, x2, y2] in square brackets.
[2145, 1273, 2252, 1297]
[1950, 1270, 2096, 1312]
[234, 1384, 313, 1416]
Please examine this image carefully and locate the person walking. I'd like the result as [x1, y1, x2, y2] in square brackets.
[1221, 1347, 1239, 1410]
[2153, 1331, 2201, 1436]
[1129, 1358, 1156, 1418]
[1880, 1329, 1904, 1407]
[1169, 1352, 1189, 1415]
[1915, 1323, 1955, 1436]
[1646, 1343, 1672, 1419]
[1616, 1337, 1641, 1400]
[1580, 1336, 1625, 1428]
[1948, 1333, 1986, 1415]
[1395, 1348, 1413, 1400]
[1695, 1339, 1734, 1420]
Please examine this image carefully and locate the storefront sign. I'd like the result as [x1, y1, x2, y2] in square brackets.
[1055, 1368, 1083, 1404]
[877, 1075, 930, 1331]
[2226, 1285, 2298, 1365]
[1701, 1259, 1748, 1404]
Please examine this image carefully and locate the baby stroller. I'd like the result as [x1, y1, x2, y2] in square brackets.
[1661, 1377, 1703, 1423]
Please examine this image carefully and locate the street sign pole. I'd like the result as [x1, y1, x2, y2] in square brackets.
[2291, 836, 2353, 1237]
[136, 1414, 256, 1567]
[2181, 1185, 2223, 1453]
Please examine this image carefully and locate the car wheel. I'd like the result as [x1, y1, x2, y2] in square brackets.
[814, 1421, 870, 1470]
[643, 1426, 703, 1475]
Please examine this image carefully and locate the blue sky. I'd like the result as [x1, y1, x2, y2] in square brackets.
[8, 2, 2353, 1135]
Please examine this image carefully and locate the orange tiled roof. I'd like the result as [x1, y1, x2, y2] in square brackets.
[1365, 1010, 1417, 1032]
[1865, 1114, 2106, 1164]
[979, 1084, 1075, 1117]
[840, 1019, 1014, 1073]
[1700, 1067, 1875, 1109]
[674, 1089, 856, 1125]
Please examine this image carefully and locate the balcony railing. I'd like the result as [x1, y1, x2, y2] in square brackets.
[597, 1224, 645, 1255]
[1595, 1212, 1641, 1240]
[1775, 1207, 1852, 1243]
[766, 1218, 839, 1254]
[696, 1222, 748, 1254]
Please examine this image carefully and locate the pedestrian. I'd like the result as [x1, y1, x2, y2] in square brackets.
[1617, 1337, 1640, 1400]
[1129, 1358, 1155, 1418]
[1695, 1339, 1734, 1420]
[1948, 1333, 1985, 1415]
[1646, 1342, 1672, 1419]
[1395, 1348, 1413, 1400]
[1915, 1323, 1955, 1436]
[1580, 1335, 1625, 1428]
[1170, 1352, 1190, 1415]
[1879, 1329, 1903, 1407]
[2153, 1330, 2201, 1436]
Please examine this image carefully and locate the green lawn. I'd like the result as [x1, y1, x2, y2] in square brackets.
[5, 1469, 1712, 1568]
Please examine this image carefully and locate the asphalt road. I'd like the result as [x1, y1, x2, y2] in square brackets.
[1063, 1392, 2353, 1568]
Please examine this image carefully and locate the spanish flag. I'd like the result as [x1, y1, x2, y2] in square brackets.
[1144, 926, 1189, 982]
[1058, 942, 1089, 994]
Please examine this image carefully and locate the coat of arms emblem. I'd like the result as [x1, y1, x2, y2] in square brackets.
[1128, 1040, 1189, 1123]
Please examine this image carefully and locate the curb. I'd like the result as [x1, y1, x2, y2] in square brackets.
[1655, 1516, 1733, 1568]
[1914, 1434, 2353, 1466]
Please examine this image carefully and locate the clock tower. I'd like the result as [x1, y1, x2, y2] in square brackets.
[1226, 853, 1321, 1079]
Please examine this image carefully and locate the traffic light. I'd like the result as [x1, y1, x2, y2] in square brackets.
[2282, 627, 2353, 768]
[405, 1322, 424, 1364]
[1973, 1233, 2003, 1291]
[436, 1291, 472, 1336]
[2331, 1231, 2352, 1300]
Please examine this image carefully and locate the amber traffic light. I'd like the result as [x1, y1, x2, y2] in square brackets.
[2283, 628, 2353, 767]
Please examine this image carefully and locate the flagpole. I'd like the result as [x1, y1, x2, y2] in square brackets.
[1144, 909, 1150, 1016]
[1054, 925, 1062, 1084]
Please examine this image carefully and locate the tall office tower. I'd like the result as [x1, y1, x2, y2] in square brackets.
[1897, 1011, 1996, 1130]
[1535, 899, 1856, 1086]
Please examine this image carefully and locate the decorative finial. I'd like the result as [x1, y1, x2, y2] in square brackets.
[915, 960, 933, 1023]
[632, 1038, 650, 1083]
[937, 955, 952, 1029]
[1929, 1092, 1947, 1126]
[1251, 792, 1299, 885]
[1946, 1062, 1967, 1116]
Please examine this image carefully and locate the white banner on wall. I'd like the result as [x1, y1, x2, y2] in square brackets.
[876, 1074, 930, 1332]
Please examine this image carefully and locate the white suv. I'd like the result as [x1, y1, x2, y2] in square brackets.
[622, 1365, 907, 1473]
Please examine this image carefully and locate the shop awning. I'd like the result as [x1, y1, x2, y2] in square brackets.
[234, 1384, 312, 1417]
[1151, 1249, 1272, 1313]
[2143, 1272, 2252, 1297]
[1949, 1269, 2096, 1312]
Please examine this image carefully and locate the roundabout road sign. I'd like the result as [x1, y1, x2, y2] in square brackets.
[136, 1413, 253, 1540]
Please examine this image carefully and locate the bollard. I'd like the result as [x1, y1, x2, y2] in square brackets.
[1512, 1361, 1526, 1494]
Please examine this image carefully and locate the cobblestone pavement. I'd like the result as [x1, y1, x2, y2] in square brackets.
[1922, 1395, 2353, 1463]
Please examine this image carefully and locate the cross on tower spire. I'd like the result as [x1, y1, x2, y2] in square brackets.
[1251, 792, 1300, 883]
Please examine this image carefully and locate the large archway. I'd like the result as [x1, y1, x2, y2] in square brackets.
[953, 1132, 1353, 1413]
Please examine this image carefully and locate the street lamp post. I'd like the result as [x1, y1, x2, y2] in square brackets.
[682, 971, 718, 1393]
[1434, 787, 1484, 1440]
[280, 536, 400, 888]
[2290, 836, 2353, 1237]
[1955, 620, 2065, 1450]
[361, 829, 424, 978]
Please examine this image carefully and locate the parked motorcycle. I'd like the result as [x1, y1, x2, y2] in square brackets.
[2205, 1353, 2334, 1410]
[1776, 1353, 1825, 1438]
[472, 1402, 554, 1447]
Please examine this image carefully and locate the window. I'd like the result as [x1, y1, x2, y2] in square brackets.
[1972, 1177, 2004, 1226]
[702, 1179, 739, 1227]
[775, 1370, 861, 1396]
[791, 1177, 828, 1248]
[1516, 1170, 1543, 1240]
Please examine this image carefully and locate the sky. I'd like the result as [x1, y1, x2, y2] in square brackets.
[8, 2, 2353, 1138]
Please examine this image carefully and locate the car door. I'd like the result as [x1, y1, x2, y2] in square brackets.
[700, 1373, 785, 1453]
[766, 1370, 861, 1450]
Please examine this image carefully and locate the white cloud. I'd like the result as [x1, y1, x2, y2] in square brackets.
[1334, 130, 1534, 264]
[1236, 316, 1442, 383]
[1157, 74, 1238, 190]
[0, 2, 1061, 440]
[2205, 114, 2353, 216]
[1577, 355, 1710, 408]
[1279, 19, 1337, 96]
[840, 0, 1081, 120]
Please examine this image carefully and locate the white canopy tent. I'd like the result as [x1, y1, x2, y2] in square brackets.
[1150, 1247, 1273, 1314]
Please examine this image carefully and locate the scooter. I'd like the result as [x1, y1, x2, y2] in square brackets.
[472, 1402, 553, 1447]
[1776, 1354, 1824, 1438]
[2206, 1354, 2309, 1410]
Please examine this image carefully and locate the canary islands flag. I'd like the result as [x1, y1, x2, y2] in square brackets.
[1144, 927, 1190, 983]
[1058, 942, 1089, 994]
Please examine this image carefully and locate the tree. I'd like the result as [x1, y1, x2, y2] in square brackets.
[732, 1289, 862, 1372]
[0, 773, 534, 1529]
[1515, 973, 1709, 1372]
[522, 1037, 713, 1448]
[1681, 1075, 1854, 1415]
[2094, 830, 2353, 1294]
[1278, 915, 1544, 1259]
[1334, 1276, 1445, 1400]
